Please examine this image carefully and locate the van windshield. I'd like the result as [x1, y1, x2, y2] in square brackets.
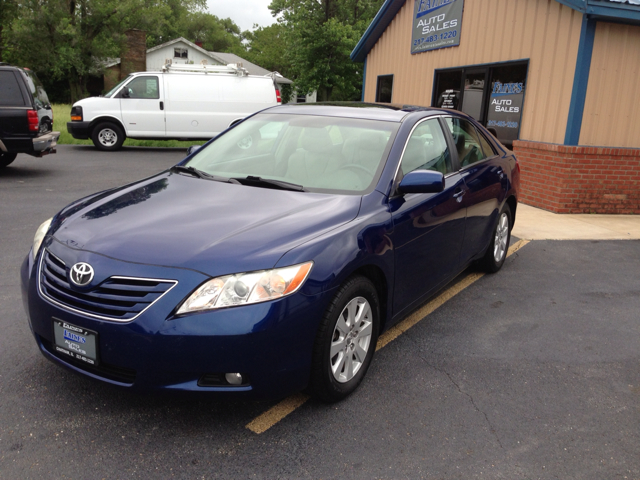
[104, 75, 132, 98]
[185, 113, 400, 194]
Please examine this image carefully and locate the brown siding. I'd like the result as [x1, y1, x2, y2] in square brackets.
[579, 22, 640, 148]
[364, 0, 583, 144]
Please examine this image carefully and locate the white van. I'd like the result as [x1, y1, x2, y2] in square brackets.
[67, 64, 281, 151]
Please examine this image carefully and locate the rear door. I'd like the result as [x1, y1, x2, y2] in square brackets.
[443, 116, 508, 264]
[0, 69, 29, 137]
[119, 75, 165, 137]
[389, 117, 467, 316]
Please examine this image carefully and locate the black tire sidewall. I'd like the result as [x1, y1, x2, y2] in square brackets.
[0, 151, 18, 168]
[482, 204, 512, 273]
[92, 122, 125, 151]
[311, 276, 380, 402]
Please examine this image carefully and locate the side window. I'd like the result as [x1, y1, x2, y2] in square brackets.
[444, 117, 487, 168]
[476, 130, 496, 157]
[400, 119, 452, 176]
[124, 76, 159, 99]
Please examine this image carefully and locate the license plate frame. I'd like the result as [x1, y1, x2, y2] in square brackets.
[52, 319, 99, 366]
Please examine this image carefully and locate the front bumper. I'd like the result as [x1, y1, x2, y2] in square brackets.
[67, 121, 91, 140]
[21, 243, 326, 399]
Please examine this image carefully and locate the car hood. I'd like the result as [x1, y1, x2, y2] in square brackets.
[51, 172, 362, 277]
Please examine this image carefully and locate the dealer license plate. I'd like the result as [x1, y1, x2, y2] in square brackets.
[53, 319, 99, 366]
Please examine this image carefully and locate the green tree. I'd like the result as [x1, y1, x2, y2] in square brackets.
[0, 0, 19, 62]
[175, 12, 246, 53]
[269, 0, 383, 101]
[244, 23, 291, 77]
[6, 0, 205, 102]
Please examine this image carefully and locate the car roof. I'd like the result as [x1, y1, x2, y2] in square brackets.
[265, 102, 452, 123]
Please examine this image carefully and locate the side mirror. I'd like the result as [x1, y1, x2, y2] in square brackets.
[398, 170, 445, 194]
[120, 88, 130, 98]
[186, 145, 202, 156]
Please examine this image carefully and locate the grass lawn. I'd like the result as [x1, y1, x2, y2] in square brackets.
[53, 104, 206, 148]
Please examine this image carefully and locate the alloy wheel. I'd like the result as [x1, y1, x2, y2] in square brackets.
[493, 212, 509, 262]
[330, 296, 373, 383]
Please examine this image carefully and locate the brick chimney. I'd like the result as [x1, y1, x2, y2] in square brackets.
[121, 29, 147, 79]
[195, 41, 203, 48]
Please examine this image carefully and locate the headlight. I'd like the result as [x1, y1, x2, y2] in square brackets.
[177, 262, 313, 314]
[32, 217, 53, 259]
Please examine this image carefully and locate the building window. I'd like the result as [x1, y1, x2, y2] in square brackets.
[376, 75, 393, 103]
[433, 61, 528, 147]
[174, 48, 188, 59]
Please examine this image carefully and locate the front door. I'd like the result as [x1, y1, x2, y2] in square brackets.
[119, 75, 165, 137]
[389, 118, 467, 317]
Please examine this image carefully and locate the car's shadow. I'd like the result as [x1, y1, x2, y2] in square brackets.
[0, 165, 56, 180]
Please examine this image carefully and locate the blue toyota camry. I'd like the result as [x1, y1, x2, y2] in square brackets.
[21, 104, 519, 402]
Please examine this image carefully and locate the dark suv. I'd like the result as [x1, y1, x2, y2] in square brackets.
[0, 64, 59, 168]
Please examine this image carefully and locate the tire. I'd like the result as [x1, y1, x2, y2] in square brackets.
[479, 204, 512, 273]
[91, 122, 125, 151]
[309, 276, 380, 403]
[0, 151, 18, 168]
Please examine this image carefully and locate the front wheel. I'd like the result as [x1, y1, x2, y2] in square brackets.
[0, 151, 18, 168]
[479, 204, 512, 273]
[309, 276, 380, 403]
[91, 122, 125, 151]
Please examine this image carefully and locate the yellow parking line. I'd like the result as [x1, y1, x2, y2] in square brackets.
[245, 238, 530, 434]
[246, 393, 310, 434]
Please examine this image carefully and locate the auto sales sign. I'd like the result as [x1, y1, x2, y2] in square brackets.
[411, 0, 464, 54]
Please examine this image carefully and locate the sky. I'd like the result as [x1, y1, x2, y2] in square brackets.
[207, 0, 278, 32]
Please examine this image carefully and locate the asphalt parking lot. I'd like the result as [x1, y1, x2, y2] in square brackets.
[1, 146, 639, 479]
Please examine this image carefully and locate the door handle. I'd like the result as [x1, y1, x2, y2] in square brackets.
[453, 188, 465, 202]
[159, 101, 164, 110]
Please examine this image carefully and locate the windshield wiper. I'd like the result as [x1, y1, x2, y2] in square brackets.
[171, 165, 239, 184]
[232, 176, 307, 192]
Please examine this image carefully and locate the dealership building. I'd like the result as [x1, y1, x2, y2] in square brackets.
[352, 0, 640, 213]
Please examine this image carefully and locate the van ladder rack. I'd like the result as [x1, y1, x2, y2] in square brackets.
[161, 63, 249, 77]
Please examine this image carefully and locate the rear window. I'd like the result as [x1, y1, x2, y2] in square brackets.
[0, 71, 27, 107]
[23, 70, 50, 108]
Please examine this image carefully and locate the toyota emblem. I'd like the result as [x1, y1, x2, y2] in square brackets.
[70, 262, 94, 286]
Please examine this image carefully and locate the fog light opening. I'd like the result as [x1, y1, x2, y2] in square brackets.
[225, 372, 243, 385]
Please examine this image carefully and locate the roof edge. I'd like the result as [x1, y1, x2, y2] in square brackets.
[351, 0, 640, 64]
[351, 0, 406, 63]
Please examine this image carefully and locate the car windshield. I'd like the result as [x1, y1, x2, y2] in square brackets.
[185, 113, 400, 194]
[104, 75, 132, 98]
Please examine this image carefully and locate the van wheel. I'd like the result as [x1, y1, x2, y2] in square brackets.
[0, 152, 18, 168]
[92, 122, 125, 151]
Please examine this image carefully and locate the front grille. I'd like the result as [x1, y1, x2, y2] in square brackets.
[40, 336, 137, 384]
[39, 250, 177, 322]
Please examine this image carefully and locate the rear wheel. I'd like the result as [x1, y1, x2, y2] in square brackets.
[309, 276, 380, 403]
[0, 151, 18, 168]
[479, 204, 512, 273]
[92, 122, 125, 151]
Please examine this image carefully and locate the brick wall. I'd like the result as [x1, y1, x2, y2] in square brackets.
[512, 140, 640, 214]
